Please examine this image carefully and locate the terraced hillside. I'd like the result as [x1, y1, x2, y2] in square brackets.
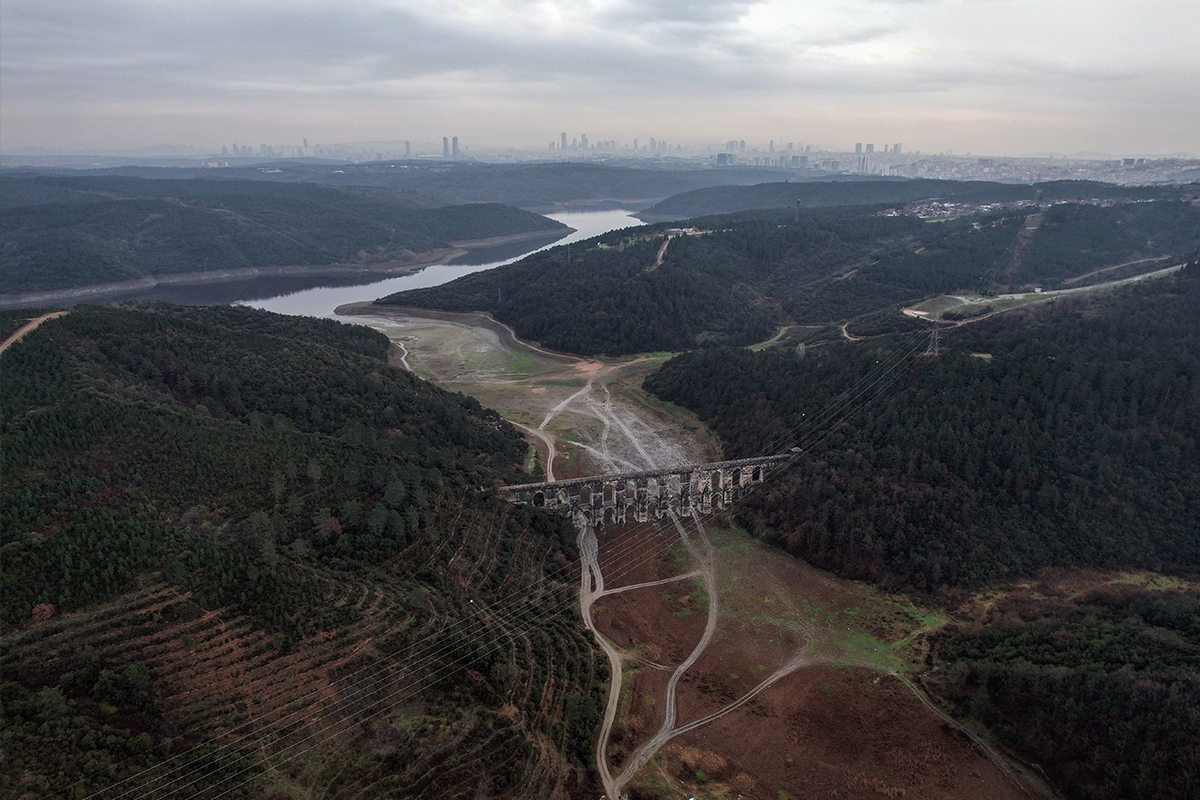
[0, 304, 605, 799]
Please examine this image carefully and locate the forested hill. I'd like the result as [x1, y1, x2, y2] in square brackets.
[646, 262, 1200, 589]
[22, 161, 832, 209]
[639, 178, 1197, 219]
[0, 175, 567, 294]
[379, 200, 1200, 356]
[644, 264, 1200, 800]
[0, 304, 606, 798]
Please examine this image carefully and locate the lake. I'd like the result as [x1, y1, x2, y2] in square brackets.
[235, 208, 644, 318]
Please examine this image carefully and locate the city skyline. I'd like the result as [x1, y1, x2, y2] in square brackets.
[2, 0, 1197, 156]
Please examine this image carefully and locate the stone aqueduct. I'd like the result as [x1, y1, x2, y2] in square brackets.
[498, 454, 794, 526]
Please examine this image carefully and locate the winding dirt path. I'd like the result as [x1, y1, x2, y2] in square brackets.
[647, 235, 673, 272]
[0, 311, 68, 357]
[893, 673, 1051, 799]
[392, 341, 412, 372]
[597, 571, 702, 598]
[578, 522, 622, 799]
[510, 422, 558, 483]
[611, 510, 720, 792]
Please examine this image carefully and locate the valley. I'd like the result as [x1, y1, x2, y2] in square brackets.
[335, 304, 720, 480]
[333, 301, 1063, 800]
[4, 167, 1198, 800]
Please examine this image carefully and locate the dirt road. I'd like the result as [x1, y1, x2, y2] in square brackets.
[0, 311, 68, 357]
[577, 521, 623, 799]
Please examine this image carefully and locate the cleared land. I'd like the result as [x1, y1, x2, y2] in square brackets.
[588, 517, 1049, 800]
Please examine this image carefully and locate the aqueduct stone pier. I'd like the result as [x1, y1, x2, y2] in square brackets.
[498, 453, 795, 526]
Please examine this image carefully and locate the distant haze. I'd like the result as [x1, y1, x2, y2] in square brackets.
[1, 0, 1196, 156]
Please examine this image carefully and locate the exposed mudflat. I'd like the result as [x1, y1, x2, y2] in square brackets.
[336, 304, 719, 478]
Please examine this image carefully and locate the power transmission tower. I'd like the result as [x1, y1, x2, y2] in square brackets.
[925, 326, 942, 356]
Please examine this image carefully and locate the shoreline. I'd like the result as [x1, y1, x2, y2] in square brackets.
[334, 303, 581, 364]
[0, 227, 573, 311]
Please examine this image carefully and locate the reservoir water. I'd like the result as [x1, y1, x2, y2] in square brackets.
[222, 208, 644, 318]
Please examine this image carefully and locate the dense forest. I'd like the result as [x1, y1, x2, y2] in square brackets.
[381, 199, 1200, 356]
[0, 304, 605, 798]
[15, 161, 814, 209]
[0, 175, 567, 294]
[644, 260, 1200, 799]
[930, 579, 1199, 800]
[639, 178, 1198, 219]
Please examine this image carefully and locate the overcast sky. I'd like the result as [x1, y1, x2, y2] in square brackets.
[2, 0, 1196, 156]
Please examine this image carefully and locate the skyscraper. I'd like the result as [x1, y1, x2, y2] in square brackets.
[650, 138, 657, 151]
[443, 137, 450, 158]
[855, 143, 863, 154]
[866, 143, 874, 153]
[452, 136, 459, 158]
[561, 132, 568, 150]
[580, 134, 588, 149]
[894, 143, 902, 155]
[405, 141, 411, 158]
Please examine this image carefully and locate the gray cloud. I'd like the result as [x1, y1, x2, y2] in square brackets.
[1, 0, 1195, 154]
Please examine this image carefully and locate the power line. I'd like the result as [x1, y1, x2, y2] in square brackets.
[87, 327, 937, 799]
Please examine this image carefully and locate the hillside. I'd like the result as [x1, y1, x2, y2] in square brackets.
[0, 304, 605, 798]
[25, 161, 833, 209]
[638, 178, 1198, 219]
[0, 175, 568, 295]
[643, 262, 1200, 799]
[378, 200, 1200, 356]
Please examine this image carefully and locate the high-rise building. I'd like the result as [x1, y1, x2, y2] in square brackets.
[866, 143, 874, 153]
[580, 134, 588, 149]
[452, 136, 459, 158]
[303, 139, 308, 149]
[561, 132, 568, 150]
[855, 143, 863, 154]
[650, 138, 657, 151]
[443, 137, 450, 158]
[634, 139, 638, 151]
[405, 141, 411, 158]
[739, 140, 746, 152]
[894, 143, 902, 155]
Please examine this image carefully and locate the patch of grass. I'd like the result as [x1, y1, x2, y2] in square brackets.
[911, 295, 963, 314]
[704, 521, 944, 673]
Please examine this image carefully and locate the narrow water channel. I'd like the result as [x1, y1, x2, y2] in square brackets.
[242, 208, 643, 318]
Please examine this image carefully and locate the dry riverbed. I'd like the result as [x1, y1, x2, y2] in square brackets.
[335, 303, 720, 479]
